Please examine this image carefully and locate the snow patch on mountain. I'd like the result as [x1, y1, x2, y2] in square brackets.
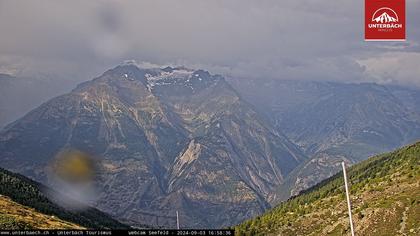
[145, 68, 193, 84]
[145, 68, 208, 91]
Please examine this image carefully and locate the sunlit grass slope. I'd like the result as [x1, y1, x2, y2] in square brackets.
[235, 142, 419, 236]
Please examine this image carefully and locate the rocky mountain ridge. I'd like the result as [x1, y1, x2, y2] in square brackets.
[0, 64, 305, 228]
[229, 78, 420, 201]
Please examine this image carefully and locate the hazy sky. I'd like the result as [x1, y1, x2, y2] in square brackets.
[0, 0, 419, 86]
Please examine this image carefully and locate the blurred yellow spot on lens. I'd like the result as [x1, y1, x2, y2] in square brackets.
[53, 149, 95, 183]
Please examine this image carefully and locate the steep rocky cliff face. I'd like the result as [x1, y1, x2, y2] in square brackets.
[0, 64, 305, 228]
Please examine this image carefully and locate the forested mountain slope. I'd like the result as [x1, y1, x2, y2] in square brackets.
[235, 142, 420, 236]
[0, 167, 129, 229]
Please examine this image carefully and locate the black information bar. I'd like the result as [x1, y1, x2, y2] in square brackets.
[0, 230, 234, 236]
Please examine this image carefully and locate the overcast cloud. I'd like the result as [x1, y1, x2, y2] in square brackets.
[0, 0, 419, 86]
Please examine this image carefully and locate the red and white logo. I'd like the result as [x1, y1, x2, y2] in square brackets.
[372, 8, 398, 23]
[365, 0, 405, 41]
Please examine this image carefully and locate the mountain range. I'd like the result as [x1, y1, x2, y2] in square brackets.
[0, 64, 305, 228]
[229, 78, 420, 199]
[0, 64, 419, 228]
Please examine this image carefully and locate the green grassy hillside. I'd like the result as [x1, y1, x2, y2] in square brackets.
[0, 167, 129, 229]
[235, 142, 420, 235]
[0, 195, 86, 229]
